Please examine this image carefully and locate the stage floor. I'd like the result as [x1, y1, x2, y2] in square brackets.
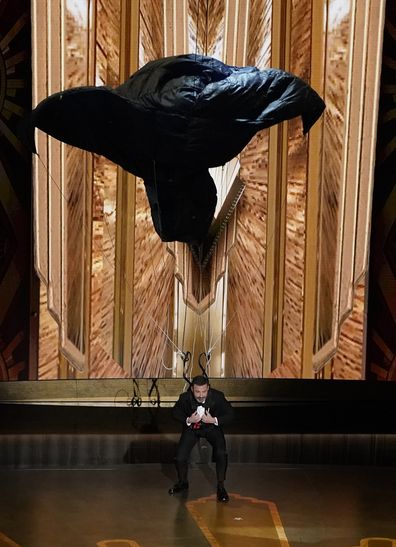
[0, 463, 395, 546]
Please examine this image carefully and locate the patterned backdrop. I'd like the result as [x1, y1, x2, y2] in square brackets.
[0, 0, 393, 382]
[0, 0, 35, 381]
[367, 0, 396, 380]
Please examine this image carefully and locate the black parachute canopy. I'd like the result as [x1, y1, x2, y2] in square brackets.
[29, 54, 325, 244]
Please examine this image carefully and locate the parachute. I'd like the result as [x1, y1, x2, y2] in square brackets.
[29, 54, 325, 244]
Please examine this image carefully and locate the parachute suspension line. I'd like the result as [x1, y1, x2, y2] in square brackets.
[147, 377, 161, 406]
[151, 159, 170, 278]
[207, 162, 227, 357]
[198, 350, 210, 379]
[208, 310, 237, 357]
[152, 159, 164, 240]
[174, 236, 196, 383]
[37, 153, 69, 204]
[197, 247, 212, 375]
[130, 379, 142, 407]
[145, 159, 178, 373]
[181, 350, 192, 389]
[221, 163, 226, 213]
[181, 242, 191, 354]
[197, 248, 206, 353]
[190, 303, 199, 370]
[157, 290, 174, 372]
[212, 162, 226, 354]
[202, 168, 227, 370]
[206, 291, 211, 360]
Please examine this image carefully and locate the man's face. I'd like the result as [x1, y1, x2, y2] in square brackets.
[192, 383, 209, 403]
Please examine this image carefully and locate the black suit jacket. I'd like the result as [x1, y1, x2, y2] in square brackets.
[172, 388, 234, 430]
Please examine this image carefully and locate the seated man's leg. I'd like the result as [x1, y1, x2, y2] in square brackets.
[174, 427, 198, 483]
[205, 427, 228, 482]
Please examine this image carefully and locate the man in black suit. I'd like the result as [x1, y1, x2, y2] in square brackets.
[168, 375, 234, 502]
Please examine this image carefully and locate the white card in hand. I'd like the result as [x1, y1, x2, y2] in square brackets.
[196, 405, 205, 418]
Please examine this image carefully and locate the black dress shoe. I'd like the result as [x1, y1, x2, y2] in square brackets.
[217, 485, 229, 502]
[168, 481, 189, 495]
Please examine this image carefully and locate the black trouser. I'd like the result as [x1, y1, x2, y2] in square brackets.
[174, 426, 228, 483]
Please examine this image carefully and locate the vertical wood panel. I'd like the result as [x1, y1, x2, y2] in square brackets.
[32, 0, 61, 379]
[114, 0, 139, 372]
[314, 0, 351, 353]
[88, 0, 122, 378]
[276, 0, 310, 378]
[338, 0, 365, 321]
[302, 0, 325, 378]
[31, 0, 49, 286]
[47, 0, 62, 322]
[263, 0, 291, 376]
[354, 0, 386, 281]
[60, 0, 92, 372]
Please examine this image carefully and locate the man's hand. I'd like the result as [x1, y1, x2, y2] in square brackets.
[188, 411, 201, 424]
[201, 410, 216, 424]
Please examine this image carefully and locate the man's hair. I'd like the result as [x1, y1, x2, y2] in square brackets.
[191, 375, 209, 386]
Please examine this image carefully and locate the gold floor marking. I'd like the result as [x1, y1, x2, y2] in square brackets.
[0, 533, 142, 547]
[186, 493, 290, 547]
[358, 539, 396, 547]
[96, 541, 140, 546]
